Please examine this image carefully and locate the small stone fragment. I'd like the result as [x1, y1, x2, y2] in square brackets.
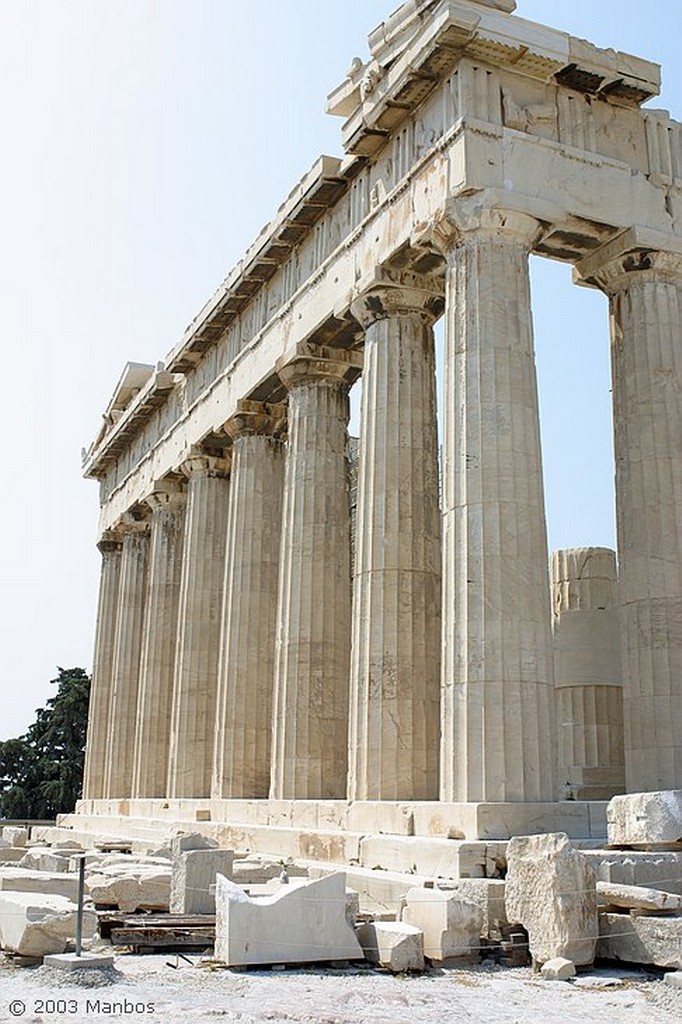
[358, 920, 424, 972]
[597, 880, 682, 912]
[541, 957, 577, 981]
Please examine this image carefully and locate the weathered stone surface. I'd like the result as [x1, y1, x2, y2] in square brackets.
[0, 849, 27, 864]
[19, 849, 72, 873]
[401, 887, 483, 961]
[169, 832, 219, 857]
[551, 547, 625, 801]
[506, 833, 598, 966]
[1, 827, 28, 848]
[541, 957, 576, 981]
[0, 868, 79, 901]
[436, 879, 507, 936]
[583, 849, 682, 895]
[358, 920, 425, 972]
[0, 892, 97, 957]
[607, 791, 682, 847]
[86, 862, 171, 912]
[231, 857, 308, 885]
[597, 881, 682, 912]
[214, 872, 363, 966]
[170, 849, 234, 914]
[598, 913, 682, 969]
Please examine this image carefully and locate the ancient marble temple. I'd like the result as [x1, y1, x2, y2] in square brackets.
[79, 0, 682, 840]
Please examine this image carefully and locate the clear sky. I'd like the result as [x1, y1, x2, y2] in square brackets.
[0, 0, 680, 740]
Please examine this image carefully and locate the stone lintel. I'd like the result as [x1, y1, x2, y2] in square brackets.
[351, 267, 444, 327]
[223, 399, 287, 440]
[276, 343, 363, 391]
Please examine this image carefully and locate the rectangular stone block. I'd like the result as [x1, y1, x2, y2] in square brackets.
[582, 849, 682, 895]
[597, 881, 682, 912]
[411, 802, 607, 841]
[1, 827, 28, 848]
[0, 868, 79, 901]
[506, 833, 598, 966]
[359, 835, 490, 878]
[170, 849, 234, 914]
[401, 887, 483, 961]
[598, 913, 682, 969]
[214, 872, 363, 966]
[357, 920, 424, 972]
[0, 849, 27, 864]
[436, 879, 507, 936]
[607, 791, 682, 847]
[0, 892, 97, 958]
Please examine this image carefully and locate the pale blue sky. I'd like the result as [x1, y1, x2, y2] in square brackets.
[0, 1, 679, 739]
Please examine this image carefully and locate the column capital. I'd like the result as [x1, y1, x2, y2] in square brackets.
[143, 479, 187, 513]
[179, 448, 231, 480]
[97, 530, 123, 555]
[577, 246, 682, 295]
[116, 513, 150, 537]
[223, 399, 287, 440]
[414, 203, 543, 258]
[276, 343, 362, 391]
[350, 267, 444, 328]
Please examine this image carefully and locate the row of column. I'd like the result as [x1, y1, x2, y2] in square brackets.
[83, 210, 682, 803]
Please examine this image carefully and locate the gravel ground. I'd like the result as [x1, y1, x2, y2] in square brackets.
[1, 955, 681, 1024]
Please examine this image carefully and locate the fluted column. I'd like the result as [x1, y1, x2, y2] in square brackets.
[168, 452, 230, 799]
[104, 517, 151, 799]
[551, 548, 625, 800]
[132, 482, 187, 799]
[586, 249, 682, 790]
[212, 401, 286, 799]
[348, 271, 442, 801]
[82, 532, 123, 800]
[441, 208, 557, 803]
[270, 344, 362, 799]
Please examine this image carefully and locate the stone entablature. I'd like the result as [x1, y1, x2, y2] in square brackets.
[83, 0, 679, 532]
[82, 0, 682, 810]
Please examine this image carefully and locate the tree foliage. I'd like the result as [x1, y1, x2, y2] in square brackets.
[0, 667, 90, 820]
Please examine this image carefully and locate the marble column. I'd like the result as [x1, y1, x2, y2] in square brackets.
[82, 532, 122, 800]
[551, 547, 625, 800]
[167, 452, 231, 799]
[270, 343, 362, 799]
[348, 271, 442, 801]
[131, 482, 187, 799]
[212, 401, 285, 799]
[104, 517, 150, 799]
[440, 208, 557, 803]
[588, 250, 682, 790]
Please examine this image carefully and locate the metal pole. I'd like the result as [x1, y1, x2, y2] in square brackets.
[75, 855, 85, 957]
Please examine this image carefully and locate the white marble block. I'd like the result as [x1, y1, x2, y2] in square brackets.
[358, 920, 424, 972]
[607, 791, 682, 847]
[0, 892, 97, 958]
[401, 887, 483, 961]
[170, 848, 234, 914]
[214, 872, 363, 966]
[505, 832, 598, 966]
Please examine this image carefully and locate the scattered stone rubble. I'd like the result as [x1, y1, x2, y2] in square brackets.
[0, 793, 680, 980]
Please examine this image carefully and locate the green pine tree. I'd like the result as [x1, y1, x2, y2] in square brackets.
[0, 667, 91, 820]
